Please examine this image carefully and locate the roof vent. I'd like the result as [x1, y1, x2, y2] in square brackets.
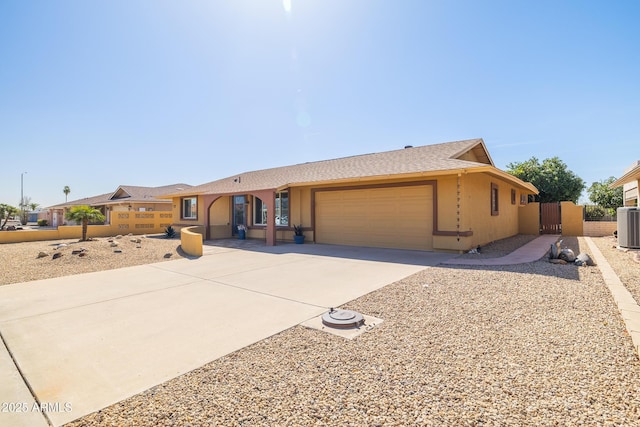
[404, 145, 413, 149]
[322, 308, 365, 329]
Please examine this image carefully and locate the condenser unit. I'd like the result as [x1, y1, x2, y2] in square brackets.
[617, 207, 640, 249]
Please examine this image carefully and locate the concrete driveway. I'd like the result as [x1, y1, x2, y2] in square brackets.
[0, 243, 452, 426]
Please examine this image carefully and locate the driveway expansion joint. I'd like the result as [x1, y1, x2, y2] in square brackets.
[0, 330, 52, 427]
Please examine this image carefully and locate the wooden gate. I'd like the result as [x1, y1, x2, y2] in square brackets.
[540, 202, 561, 234]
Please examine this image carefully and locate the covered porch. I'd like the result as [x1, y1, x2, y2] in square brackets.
[201, 189, 290, 246]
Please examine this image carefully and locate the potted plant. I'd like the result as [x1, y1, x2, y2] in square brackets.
[293, 224, 305, 244]
[237, 224, 247, 240]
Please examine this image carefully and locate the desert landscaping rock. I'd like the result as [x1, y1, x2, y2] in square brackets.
[57, 236, 640, 426]
[591, 236, 640, 310]
[3, 235, 640, 425]
[0, 235, 182, 286]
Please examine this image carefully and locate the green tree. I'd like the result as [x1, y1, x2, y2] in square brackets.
[506, 156, 585, 203]
[587, 177, 623, 211]
[63, 186, 71, 202]
[0, 204, 19, 229]
[64, 205, 105, 241]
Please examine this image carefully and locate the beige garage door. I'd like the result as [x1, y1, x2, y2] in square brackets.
[315, 185, 433, 250]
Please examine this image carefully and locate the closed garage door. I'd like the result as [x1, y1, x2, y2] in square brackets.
[315, 185, 433, 250]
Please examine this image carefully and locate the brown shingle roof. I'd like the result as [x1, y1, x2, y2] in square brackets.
[47, 183, 192, 208]
[168, 139, 495, 197]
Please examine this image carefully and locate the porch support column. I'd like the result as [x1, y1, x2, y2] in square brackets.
[253, 189, 277, 246]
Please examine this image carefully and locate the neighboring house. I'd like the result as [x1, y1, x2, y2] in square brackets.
[612, 161, 640, 207]
[162, 139, 538, 252]
[44, 184, 192, 227]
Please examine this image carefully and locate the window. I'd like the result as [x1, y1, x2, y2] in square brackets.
[491, 183, 499, 216]
[182, 197, 197, 219]
[253, 192, 289, 226]
[511, 189, 516, 205]
[254, 197, 267, 225]
[275, 191, 289, 226]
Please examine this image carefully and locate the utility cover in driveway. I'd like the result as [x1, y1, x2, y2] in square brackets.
[0, 244, 451, 426]
[322, 308, 365, 329]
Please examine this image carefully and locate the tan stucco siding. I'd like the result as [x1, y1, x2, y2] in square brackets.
[111, 203, 171, 212]
[209, 196, 232, 238]
[209, 197, 230, 225]
[289, 187, 312, 227]
[560, 201, 583, 236]
[519, 202, 540, 235]
[315, 185, 434, 250]
[463, 174, 521, 247]
[170, 195, 207, 230]
[435, 175, 459, 232]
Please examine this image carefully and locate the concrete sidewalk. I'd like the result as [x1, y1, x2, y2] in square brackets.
[0, 244, 451, 426]
[443, 235, 560, 265]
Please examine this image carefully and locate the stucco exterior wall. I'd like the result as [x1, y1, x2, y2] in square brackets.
[209, 196, 232, 239]
[518, 202, 540, 235]
[168, 172, 533, 251]
[180, 226, 204, 256]
[560, 201, 584, 236]
[110, 203, 171, 212]
[171, 195, 206, 231]
[0, 210, 172, 243]
[462, 173, 521, 248]
[437, 175, 460, 233]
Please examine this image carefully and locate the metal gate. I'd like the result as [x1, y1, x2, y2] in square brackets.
[540, 202, 561, 234]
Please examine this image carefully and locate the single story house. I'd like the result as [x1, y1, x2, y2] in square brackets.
[611, 161, 640, 207]
[44, 183, 192, 227]
[163, 139, 538, 252]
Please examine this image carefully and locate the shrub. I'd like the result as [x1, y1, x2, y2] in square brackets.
[584, 205, 605, 221]
[164, 225, 176, 238]
[37, 219, 48, 226]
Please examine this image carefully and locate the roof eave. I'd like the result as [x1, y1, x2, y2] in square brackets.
[611, 165, 640, 188]
[469, 166, 539, 193]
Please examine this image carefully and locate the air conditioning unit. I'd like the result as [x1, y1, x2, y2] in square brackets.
[617, 207, 640, 249]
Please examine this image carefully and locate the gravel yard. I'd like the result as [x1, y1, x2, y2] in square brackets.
[55, 235, 640, 426]
[591, 234, 640, 306]
[0, 234, 184, 286]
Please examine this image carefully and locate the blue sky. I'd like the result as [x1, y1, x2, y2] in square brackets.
[1, 0, 638, 208]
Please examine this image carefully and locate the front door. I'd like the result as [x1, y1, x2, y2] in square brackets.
[232, 195, 246, 235]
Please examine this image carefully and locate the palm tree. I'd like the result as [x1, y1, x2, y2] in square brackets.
[63, 186, 71, 202]
[64, 205, 105, 241]
[29, 202, 39, 211]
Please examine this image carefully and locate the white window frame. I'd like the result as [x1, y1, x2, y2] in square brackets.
[254, 191, 289, 226]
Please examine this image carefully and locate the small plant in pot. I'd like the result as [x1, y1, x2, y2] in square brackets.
[293, 224, 305, 244]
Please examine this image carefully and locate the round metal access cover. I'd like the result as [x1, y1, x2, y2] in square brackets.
[322, 308, 365, 329]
